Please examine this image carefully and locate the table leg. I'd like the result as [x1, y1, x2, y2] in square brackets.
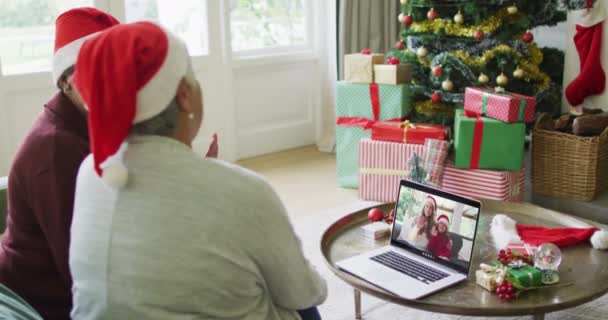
[532, 314, 545, 320]
[354, 289, 361, 320]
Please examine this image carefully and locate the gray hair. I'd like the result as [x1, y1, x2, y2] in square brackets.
[130, 98, 178, 137]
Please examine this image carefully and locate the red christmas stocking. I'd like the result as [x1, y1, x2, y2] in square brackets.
[565, 21, 606, 107]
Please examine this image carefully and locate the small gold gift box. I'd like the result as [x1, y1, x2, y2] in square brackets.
[344, 53, 385, 83]
[374, 64, 412, 85]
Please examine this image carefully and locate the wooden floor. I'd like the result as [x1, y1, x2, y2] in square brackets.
[238, 145, 359, 219]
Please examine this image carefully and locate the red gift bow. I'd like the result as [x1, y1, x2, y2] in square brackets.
[336, 83, 402, 130]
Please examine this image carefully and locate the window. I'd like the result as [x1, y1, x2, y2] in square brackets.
[230, 0, 307, 52]
[0, 0, 92, 75]
[125, 0, 208, 56]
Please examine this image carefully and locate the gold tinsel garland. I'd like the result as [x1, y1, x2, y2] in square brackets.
[410, 7, 521, 37]
[414, 44, 550, 93]
[415, 101, 455, 117]
[451, 44, 550, 92]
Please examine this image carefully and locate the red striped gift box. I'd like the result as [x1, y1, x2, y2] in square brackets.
[358, 138, 424, 202]
[358, 138, 525, 202]
[441, 161, 525, 202]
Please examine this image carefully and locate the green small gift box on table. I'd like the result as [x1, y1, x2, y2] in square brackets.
[336, 81, 412, 188]
[507, 265, 543, 289]
[454, 109, 525, 171]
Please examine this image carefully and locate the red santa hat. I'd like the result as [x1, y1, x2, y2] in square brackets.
[436, 214, 449, 226]
[73, 22, 195, 189]
[491, 214, 608, 250]
[52, 7, 119, 85]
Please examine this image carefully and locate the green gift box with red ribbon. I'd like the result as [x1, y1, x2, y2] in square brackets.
[336, 81, 413, 188]
[454, 109, 525, 171]
[464, 87, 536, 123]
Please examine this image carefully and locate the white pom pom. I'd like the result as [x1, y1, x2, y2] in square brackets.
[490, 214, 521, 249]
[99, 142, 129, 189]
[590, 230, 608, 250]
[102, 163, 128, 189]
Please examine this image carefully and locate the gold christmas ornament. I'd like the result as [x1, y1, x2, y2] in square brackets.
[513, 67, 525, 79]
[417, 46, 429, 58]
[478, 73, 490, 84]
[398, 13, 404, 23]
[497, 73, 509, 87]
[442, 79, 454, 91]
[400, 0, 408, 4]
[454, 11, 464, 25]
[507, 5, 519, 15]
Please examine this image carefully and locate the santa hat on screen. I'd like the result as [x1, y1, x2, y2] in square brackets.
[73, 22, 195, 189]
[490, 214, 608, 250]
[52, 7, 119, 85]
[436, 214, 449, 226]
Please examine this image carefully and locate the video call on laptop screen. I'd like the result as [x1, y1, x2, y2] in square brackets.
[391, 184, 480, 272]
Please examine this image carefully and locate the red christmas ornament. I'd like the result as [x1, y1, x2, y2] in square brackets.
[395, 40, 405, 50]
[432, 65, 443, 77]
[427, 8, 438, 21]
[361, 48, 372, 55]
[473, 29, 484, 41]
[521, 31, 534, 43]
[368, 208, 384, 222]
[403, 14, 413, 27]
[387, 57, 400, 65]
[431, 92, 442, 104]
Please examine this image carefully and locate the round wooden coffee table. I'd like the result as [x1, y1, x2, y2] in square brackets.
[321, 200, 608, 320]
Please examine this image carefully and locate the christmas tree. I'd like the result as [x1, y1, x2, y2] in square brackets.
[388, 0, 576, 124]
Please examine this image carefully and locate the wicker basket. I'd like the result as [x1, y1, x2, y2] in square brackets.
[532, 114, 608, 201]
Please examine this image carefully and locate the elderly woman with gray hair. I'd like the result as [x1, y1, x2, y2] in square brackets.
[68, 22, 326, 320]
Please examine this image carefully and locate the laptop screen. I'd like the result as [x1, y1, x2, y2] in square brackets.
[391, 180, 481, 274]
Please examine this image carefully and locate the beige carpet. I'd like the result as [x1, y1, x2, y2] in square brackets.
[239, 146, 608, 320]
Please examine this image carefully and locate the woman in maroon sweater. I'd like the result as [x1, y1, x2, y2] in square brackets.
[0, 8, 118, 319]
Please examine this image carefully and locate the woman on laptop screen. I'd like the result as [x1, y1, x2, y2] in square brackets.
[400, 196, 437, 249]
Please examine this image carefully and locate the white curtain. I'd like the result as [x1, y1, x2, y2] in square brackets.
[316, 0, 401, 153]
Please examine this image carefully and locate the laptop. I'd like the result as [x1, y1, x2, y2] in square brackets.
[337, 180, 481, 299]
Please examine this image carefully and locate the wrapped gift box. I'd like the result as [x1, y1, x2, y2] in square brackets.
[507, 265, 543, 289]
[358, 138, 425, 202]
[362, 222, 392, 240]
[440, 161, 525, 202]
[371, 121, 448, 145]
[464, 87, 536, 123]
[454, 109, 525, 171]
[358, 139, 523, 202]
[344, 53, 385, 83]
[336, 82, 413, 188]
[374, 64, 412, 85]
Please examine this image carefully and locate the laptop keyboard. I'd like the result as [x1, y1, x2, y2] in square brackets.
[370, 251, 449, 284]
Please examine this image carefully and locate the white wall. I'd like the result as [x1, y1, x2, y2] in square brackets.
[532, 22, 568, 50]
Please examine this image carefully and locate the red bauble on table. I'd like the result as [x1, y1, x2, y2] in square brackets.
[431, 92, 442, 104]
[360, 48, 372, 55]
[368, 208, 385, 222]
[427, 8, 438, 21]
[432, 65, 443, 77]
[473, 29, 484, 41]
[521, 31, 534, 43]
[395, 40, 405, 50]
[403, 14, 413, 27]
